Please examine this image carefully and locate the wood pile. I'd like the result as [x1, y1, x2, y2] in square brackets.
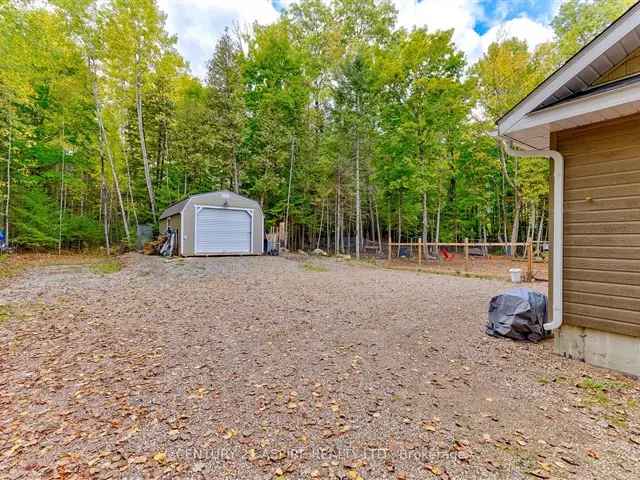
[143, 235, 167, 255]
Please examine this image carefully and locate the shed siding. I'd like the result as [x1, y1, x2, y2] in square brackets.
[554, 113, 640, 337]
[180, 192, 263, 256]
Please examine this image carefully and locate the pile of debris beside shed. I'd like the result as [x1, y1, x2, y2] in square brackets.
[143, 228, 177, 257]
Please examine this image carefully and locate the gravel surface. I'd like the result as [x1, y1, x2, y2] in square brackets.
[1, 253, 639, 480]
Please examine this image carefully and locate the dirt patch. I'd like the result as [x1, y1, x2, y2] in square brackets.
[0, 253, 638, 479]
[386, 254, 548, 282]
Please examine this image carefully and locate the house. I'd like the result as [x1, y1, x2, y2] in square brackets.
[159, 191, 264, 256]
[496, 2, 640, 376]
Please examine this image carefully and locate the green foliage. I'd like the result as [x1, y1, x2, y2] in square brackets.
[552, 0, 636, 60]
[0, 0, 629, 252]
[12, 189, 59, 248]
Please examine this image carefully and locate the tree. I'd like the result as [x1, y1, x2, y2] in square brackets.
[552, 0, 636, 60]
[206, 29, 246, 194]
[7, 0, 627, 255]
[472, 38, 553, 254]
[378, 28, 468, 252]
[102, 0, 178, 223]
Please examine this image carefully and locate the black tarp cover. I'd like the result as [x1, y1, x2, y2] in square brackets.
[486, 288, 549, 343]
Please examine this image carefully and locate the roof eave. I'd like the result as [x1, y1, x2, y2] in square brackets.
[497, 2, 640, 134]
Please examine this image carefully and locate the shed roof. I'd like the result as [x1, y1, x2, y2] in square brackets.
[159, 198, 190, 220]
[159, 191, 261, 220]
[497, 1, 640, 149]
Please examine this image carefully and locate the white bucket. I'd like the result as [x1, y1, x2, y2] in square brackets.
[509, 268, 522, 284]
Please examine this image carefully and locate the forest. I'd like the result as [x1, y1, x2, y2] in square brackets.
[0, 0, 635, 255]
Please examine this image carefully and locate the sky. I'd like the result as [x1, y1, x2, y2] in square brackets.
[157, 0, 563, 79]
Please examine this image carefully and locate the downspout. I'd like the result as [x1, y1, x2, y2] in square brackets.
[499, 138, 564, 331]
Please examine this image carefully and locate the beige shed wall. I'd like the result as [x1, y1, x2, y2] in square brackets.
[178, 192, 263, 256]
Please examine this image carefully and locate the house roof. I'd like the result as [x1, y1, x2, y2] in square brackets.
[159, 191, 261, 220]
[536, 72, 640, 108]
[497, 1, 640, 149]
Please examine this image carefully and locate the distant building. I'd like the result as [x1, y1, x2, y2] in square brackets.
[159, 191, 264, 256]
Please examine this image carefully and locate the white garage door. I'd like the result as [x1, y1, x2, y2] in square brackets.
[195, 207, 251, 254]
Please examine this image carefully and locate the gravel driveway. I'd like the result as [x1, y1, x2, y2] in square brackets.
[1, 253, 639, 480]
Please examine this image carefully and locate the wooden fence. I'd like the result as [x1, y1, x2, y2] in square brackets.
[387, 237, 536, 281]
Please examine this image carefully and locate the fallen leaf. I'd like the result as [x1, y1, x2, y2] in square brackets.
[561, 456, 580, 466]
[153, 451, 166, 464]
[425, 464, 442, 475]
[526, 470, 550, 479]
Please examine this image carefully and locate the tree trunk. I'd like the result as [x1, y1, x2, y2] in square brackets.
[284, 136, 295, 250]
[536, 200, 545, 256]
[367, 185, 375, 244]
[435, 201, 441, 249]
[397, 194, 402, 257]
[232, 145, 239, 194]
[374, 192, 382, 254]
[91, 59, 130, 243]
[422, 192, 429, 257]
[482, 223, 488, 256]
[527, 201, 536, 243]
[135, 63, 157, 222]
[510, 193, 521, 257]
[316, 199, 324, 250]
[58, 119, 65, 254]
[100, 152, 110, 255]
[326, 201, 331, 252]
[335, 175, 341, 254]
[355, 134, 361, 259]
[120, 125, 139, 228]
[4, 107, 11, 246]
[499, 144, 521, 257]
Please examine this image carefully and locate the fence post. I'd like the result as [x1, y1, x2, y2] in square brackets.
[418, 237, 422, 266]
[388, 232, 392, 262]
[464, 237, 469, 271]
[527, 240, 533, 282]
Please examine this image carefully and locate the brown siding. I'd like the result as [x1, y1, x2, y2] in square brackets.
[555, 113, 640, 337]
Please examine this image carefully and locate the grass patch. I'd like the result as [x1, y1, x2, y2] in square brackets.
[0, 252, 114, 281]
[346, 257, 381, 269]
[578, 377, 628, 393]
[578, 376, 634, 415]
[302, 261, 328, 272]
[0, 305, 11, 324]
[90, 259, 122, 275]
[537, 376, 550, 385]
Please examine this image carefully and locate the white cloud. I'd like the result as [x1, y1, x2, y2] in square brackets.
[479, 16, 554, 54]
[393, 0, 553, 64]
[158, 0, 280, 78]
[158, 0, 556, 78]
[394, 0, 483, 60]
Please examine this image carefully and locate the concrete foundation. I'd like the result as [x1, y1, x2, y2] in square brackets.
[555, 325, 640, 377]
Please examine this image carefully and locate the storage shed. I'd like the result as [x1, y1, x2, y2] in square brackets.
[496, 2, 640, 375]
[159, 191, 263, 256]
